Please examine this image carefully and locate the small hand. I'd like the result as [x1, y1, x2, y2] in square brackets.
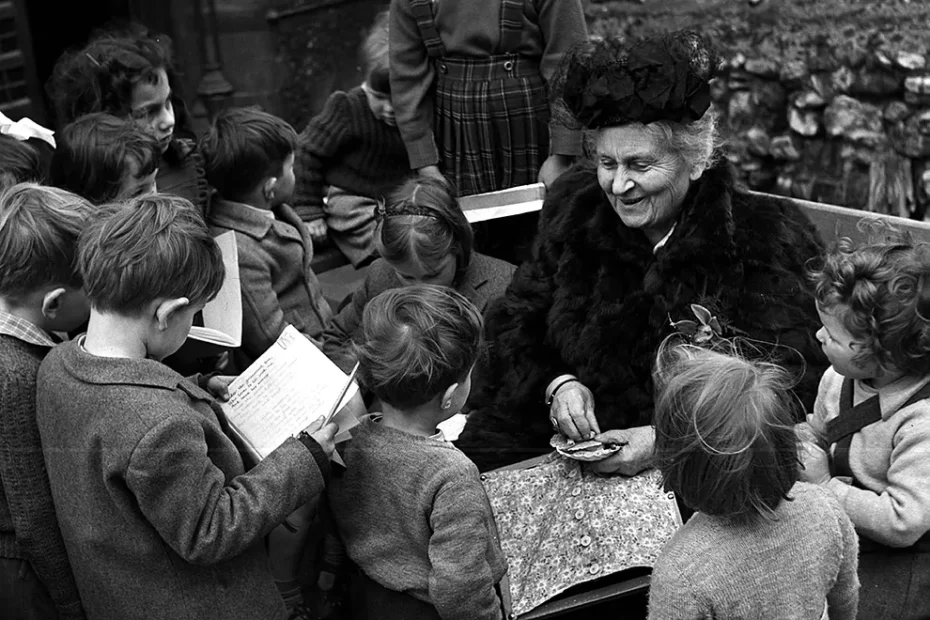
[588, 426, 655, 476]
[417, 164, 445, 183]
[799, 440, 831, 485]
[537, 154, 573, 189]
[306, 219, 328, 244]
[303, 417, 339, 460]
[550, 381, 600, 441]
[204, 375, 236, 401]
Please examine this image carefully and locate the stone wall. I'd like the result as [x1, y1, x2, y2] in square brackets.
[588, 0, 930, 219]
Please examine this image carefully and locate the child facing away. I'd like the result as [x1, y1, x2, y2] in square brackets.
[35, 194, 338, 620]
[0, 184, 91, 620]
[389, 0, 588, 194]
[801, 235, 930, 619]
[50, 112, 160, 205]
[322, 175, 514, 373]
[292, 9, 409, 267]
[327, 284, 507, 620]
[0, 112, 55, 188]
[46, 25, 210, 215]
[201, 107, 333, 369]
[648, 342, 859, 620]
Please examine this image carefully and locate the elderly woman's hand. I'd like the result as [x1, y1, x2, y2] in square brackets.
[587, 426, 655, 477]
[550, 381, 600, 441]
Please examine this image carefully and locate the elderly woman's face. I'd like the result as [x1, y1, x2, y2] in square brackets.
[595, 124, 701, 244]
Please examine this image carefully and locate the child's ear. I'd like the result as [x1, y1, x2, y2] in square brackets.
[263, 177, 278, 202]
[440, 382, 460, 410]
[40, 287, 68, 319]
[154, 297, 190, 331]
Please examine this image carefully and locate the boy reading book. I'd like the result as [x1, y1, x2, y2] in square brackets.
[35, 194, 337, 620]
[0, 183, 90, 619]
[327, 284, 507, 620]
[201, 107, 333, 370]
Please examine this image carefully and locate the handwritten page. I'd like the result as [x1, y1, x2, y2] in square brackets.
[222, 325, 359, 459]
[188, 231, 242, 348]
[483, 455, 682, 616]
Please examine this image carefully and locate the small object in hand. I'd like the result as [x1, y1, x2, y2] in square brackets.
[550, 434, 623, 462]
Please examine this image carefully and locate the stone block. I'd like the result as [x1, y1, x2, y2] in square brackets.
[823, 95, 886, 147]
[770, 135, 801, 161]
[850, 69, 903, 96]
[746, 126, 771, 157]
[789, 107, 821, 137]
[793, 90, 827, 109]
[896, 51, 927, 72]
[884, 101, 912, 124]
[779, 59, 809, 88]
[830, 66, 854, 94]
[905, 75, 930, 95]
[744, 57, 781, 79]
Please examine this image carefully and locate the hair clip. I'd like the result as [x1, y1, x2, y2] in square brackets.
[669, 304, 722, 345]
[375, 197, 387, 221]
[86, 53, 101, 68]
[917, 274, 930, 323]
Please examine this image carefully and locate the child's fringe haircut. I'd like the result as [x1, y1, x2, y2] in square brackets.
[810, 219, 930, 377]
[352, 284, 483, 409]
[652, 339, 800, 522]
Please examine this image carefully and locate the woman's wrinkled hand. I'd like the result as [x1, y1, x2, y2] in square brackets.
[799, 440, 831, 485]
[587, 426, 655, 477]
[550, 381, 600, 441]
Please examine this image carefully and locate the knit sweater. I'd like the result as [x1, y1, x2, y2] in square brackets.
[390, 0, 587, 169]
[648, 482, 859, 620]
[0, 334, 84, 619]
[292, 87, 410, 222]
[328, 416, 507, 620]
[812, 368, 930, 547]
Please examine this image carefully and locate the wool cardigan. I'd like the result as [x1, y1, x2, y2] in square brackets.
[36, 340, 331, 620]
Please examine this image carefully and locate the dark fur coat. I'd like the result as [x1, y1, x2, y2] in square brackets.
[457, 162, 827, 471]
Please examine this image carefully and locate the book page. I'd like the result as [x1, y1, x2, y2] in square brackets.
[221, 326, 359, 459]
[189, 231, 242, 347]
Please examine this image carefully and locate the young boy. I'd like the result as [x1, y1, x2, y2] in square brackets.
[328, 285, 507, 620]
[292, 9, 409, 267]
[201, 107, 333, 368]
[0, 183, 90, 620]
[35, 194, 338, 620]
[50, 112, 160, 204]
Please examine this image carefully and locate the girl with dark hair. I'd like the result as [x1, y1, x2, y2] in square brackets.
[45, 26, 209, 215]
[321, 175, 515, 373]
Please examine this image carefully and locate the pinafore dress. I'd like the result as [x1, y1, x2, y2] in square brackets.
[825, 378, 930, 620]
[408, 0, 550, 197]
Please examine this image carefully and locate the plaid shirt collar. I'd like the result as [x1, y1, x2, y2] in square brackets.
[0, 310, 58, 348]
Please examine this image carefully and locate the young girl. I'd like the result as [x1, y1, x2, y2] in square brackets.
[389, 0, 587, 194]
[321, 175, 514, 372]
[50, 113, 160, 205]
[45, 26, 209, 215]
[802, 235, 930, 619]
[327, 284, 506, 620]
[650, 342, 859, 620]
[292, 9, 409, 267]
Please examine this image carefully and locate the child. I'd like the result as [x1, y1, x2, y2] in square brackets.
[649, 342, 859, 620]
[50, 113, 160, 204]
[34, 194, 338, 620]
[321, 175, 514, 372]
[292, 9, 409, 267]
[0, 112, 54, 187]
[46, 25, 210, 215]
[328, 284, 507, 620]
[802, 236, 930, 619]
[389, 0, 587, 194]
[201, 107, 333, 369]
[0, 183, 90, 620]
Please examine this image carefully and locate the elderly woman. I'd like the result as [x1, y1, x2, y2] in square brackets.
[457, 32, 827, 473]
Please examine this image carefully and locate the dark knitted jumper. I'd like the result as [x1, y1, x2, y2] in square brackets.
[292, 86, 410, 222]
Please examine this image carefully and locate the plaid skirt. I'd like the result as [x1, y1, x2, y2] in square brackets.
[434, 54, 550, 197]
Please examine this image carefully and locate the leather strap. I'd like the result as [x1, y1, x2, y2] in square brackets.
[408, 0, 446, 59]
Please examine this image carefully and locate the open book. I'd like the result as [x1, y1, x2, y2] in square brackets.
[221, 325, 360, 462]
[458, 183, 546, 223]
[177, 231, 242, 360]
[483, 455, 682, 617]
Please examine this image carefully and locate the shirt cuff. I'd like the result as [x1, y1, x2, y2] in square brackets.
[549, 124, 584, 157]
[405, 134, 440, 170]
[546, 374, 578, 404]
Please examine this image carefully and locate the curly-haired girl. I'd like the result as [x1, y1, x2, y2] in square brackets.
[802, 232, 930, 619]
[45, 26, 209, 215]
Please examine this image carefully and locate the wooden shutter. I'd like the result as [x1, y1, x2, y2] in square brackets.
[0, 0, 43, 121]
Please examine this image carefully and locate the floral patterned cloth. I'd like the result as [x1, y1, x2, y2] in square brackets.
[481, 453, 682, 616]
